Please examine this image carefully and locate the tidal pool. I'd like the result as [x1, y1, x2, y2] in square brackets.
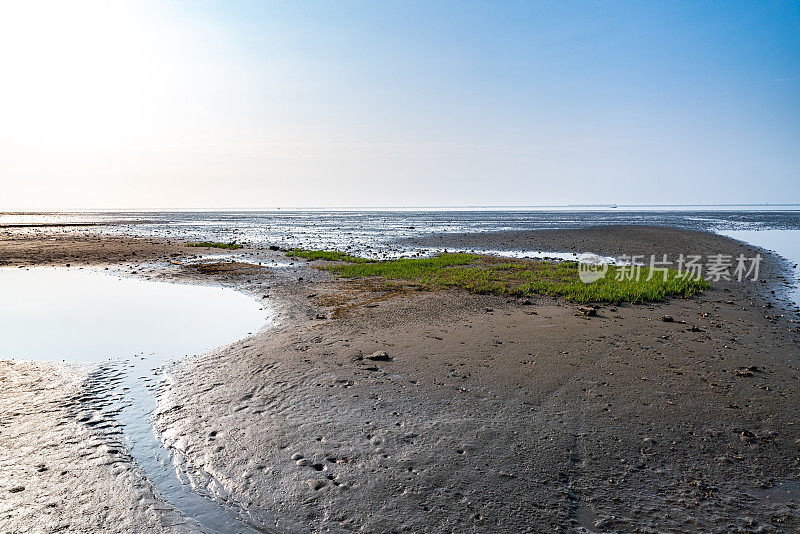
[0, 267, 269, 532]
[719, 229, 800, 306]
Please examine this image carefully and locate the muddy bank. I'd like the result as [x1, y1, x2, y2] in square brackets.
[2, 226, 799, 532]
[0, 228, 189, 267]
[157, 226, 800, 532]
[402, 224, 800, 311]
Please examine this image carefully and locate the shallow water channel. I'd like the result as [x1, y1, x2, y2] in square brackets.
[0, 267, 269, 532]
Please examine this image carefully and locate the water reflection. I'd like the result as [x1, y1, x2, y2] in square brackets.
[720, 230, 800, 306]
[0, 267, 269, 532]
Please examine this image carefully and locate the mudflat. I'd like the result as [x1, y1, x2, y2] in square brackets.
[1, 226, 799, 532]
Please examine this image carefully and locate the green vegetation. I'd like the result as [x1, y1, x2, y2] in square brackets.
[285, 248, 374, 263]
[186, 241, 243, 250]
[299, 250, 709, 304]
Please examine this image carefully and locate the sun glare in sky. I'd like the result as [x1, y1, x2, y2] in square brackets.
[1, 1, 798, 209]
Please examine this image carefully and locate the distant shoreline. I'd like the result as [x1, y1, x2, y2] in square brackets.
[2, 203, 800, 213]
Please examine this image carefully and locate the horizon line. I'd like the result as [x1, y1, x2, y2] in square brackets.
[3, 202, 800, 213]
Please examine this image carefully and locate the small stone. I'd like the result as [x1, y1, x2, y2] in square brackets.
[296, 459, 312, 466]
[291, 453, 304, 461]
[307, 480, 326, 491]
[661, 315, 674, 322]
[578, 306, 596, 317]
[9, 486, 24, 493]
[367, 351, 392, 361]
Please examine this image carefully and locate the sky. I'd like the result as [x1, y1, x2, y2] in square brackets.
[0, 0, 798, 210]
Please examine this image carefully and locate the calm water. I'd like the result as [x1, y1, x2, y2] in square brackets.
[0, 268, 268, 533]
[720, 229, 800, 306]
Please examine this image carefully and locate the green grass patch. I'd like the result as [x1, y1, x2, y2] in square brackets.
[286, 248, 375, 263]
[186, 242, 242, 250]
[306, 250, 709, 304]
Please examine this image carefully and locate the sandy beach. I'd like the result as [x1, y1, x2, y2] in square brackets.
[1, 225, 799, 532]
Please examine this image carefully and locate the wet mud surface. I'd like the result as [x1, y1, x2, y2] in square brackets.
[1, 226, 799, 532]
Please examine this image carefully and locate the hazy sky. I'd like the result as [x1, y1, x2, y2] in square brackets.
[1, 0, 798, 209]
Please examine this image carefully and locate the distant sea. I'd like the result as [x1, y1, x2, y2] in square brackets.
[2, 207, 799, 302]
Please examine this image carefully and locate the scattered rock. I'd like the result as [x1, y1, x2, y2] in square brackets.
[9, 486, 25, 493]
[307, 480, 326, 491]
[578, 306, 597, 317]
[367, 351, 392, 361]
[291, 453, 304, 461]
[661, 315, 674, 322]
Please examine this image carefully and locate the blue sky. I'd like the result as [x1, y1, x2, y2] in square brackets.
[0, 0, 798, 208]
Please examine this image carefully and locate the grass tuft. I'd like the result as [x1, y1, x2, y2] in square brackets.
[303, 250, 709, 304]
[187, 242, 243, 250]
[286, 248, 375, 263]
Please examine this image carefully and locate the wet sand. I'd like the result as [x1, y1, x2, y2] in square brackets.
[0, 360, 196, 533]
[1, 226, 799, 532]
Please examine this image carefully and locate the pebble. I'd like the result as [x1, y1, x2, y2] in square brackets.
[367, 351, 392, 361]
[291, 453, 304, 461]
[307, 480, 326, 491]
[296, 458, 312, 466]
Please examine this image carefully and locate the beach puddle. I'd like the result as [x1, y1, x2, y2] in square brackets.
[720, 229, 800, 306]
[0, 267, 268, 532]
